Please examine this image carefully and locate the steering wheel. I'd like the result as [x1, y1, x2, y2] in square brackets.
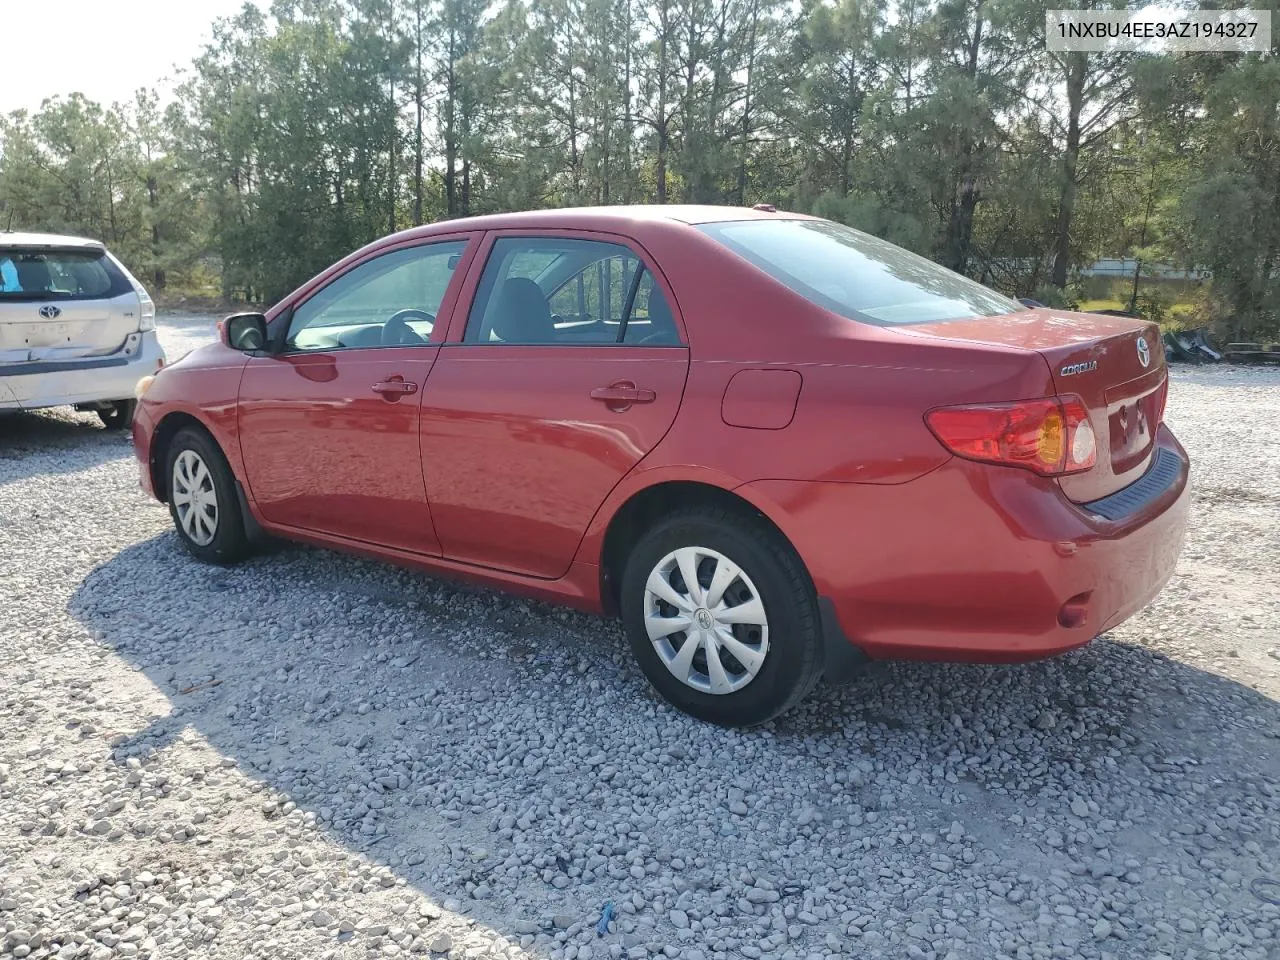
[381, 309, 435, 346]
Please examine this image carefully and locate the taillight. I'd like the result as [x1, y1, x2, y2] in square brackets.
[926, 396, 1097, 476]
[1154, 377, 1168, 425]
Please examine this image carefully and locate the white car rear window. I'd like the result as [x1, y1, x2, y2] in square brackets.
[0, 249, 125, 300]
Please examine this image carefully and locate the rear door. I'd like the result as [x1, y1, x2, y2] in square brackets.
[420, 230, 689, 578]
[0, 245, 139, 394]
[237, 234, 477, 554]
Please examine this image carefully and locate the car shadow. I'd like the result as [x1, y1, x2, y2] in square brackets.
[0, 408, 131, 483]
[69, 533, 1280, 956]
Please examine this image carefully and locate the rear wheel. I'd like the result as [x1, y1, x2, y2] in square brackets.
[165, 427, 251, 565]
[620, 507, 823, 726]
[97, 400, 136, 430]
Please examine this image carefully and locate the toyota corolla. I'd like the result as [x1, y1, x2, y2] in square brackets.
[132, 206, 1189, 725]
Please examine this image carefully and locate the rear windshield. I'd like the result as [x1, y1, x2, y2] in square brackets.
[0, 248, 128, 301]
[697, 219, 1024, 326]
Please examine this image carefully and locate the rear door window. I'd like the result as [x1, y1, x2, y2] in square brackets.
[465, 236, 682, 345]
[0, 249, 128, 300]
[697, 219, 1023, 326]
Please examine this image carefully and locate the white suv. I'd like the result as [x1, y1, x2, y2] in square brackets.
[0, 232, 166, 428]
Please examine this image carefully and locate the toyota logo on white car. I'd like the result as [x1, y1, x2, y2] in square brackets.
[38, 305, 62, 319]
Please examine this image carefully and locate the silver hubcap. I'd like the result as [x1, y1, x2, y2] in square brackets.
[172, 450, 218, 546]
[643, 546, 769, 695]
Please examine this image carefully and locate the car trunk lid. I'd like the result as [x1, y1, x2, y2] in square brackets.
[905, 309, 1167, 501]
[0, 293, 140, 362]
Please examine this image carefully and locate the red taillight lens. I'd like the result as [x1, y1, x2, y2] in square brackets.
[926, 396, 1097, 476]
[1154, 377, 1168, 425]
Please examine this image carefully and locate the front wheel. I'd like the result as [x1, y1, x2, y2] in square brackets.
[165, 427, 251, 565]
[620, 508, 823, 726]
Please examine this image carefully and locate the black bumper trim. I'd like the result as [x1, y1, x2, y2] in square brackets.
[1082, 446, 1184, 521]
[1, 355, 132, 376]
[819, 596, 869, 682]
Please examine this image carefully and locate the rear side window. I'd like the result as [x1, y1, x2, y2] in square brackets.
[697, 219, 1023, 326]
[0, 248, 130, 301]
[465, 237, 681, 345]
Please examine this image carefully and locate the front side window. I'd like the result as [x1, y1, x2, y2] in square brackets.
[286, 240, 467, 351]
[697, 219, 1023, 326]
[465, 237, 681, 345]
[0, 248, 127, 300]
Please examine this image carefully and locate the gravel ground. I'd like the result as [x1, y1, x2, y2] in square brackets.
[1, 312, 1278, 960]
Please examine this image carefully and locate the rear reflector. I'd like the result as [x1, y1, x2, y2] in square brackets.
[926, 396, 1097, 476]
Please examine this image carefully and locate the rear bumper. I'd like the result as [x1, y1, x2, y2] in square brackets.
[743, 424, 1190, 664]
[0, 332, 165, 410]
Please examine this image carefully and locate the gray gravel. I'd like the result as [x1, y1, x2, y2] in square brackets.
[1, 313, 1278, 960]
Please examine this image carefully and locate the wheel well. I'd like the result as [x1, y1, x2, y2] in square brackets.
[599, 480, 796, 615]
[149, 413, 210, 502]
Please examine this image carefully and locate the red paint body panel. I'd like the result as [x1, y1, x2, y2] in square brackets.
[237, 348, 442, 554]
[720, 369, 802, 429]
[740, 425, 1189, 662]
[133, 341, 250, 492]
[903, 309, 1168, 501]
[133, 206, 1191, 668]
[420, 344, 689, 577]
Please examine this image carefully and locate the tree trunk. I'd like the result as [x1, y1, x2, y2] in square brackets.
[655, 6, 669, 204]
[445, 30, 458, 218]
[735, 0, 758, 205]
[567, 19, 581, 202]
[387, 0, 398, 236]
[146, 173, 165, 290]
[624, 0, 634, 204]
[1051, 52, 1086, 289]
[941, 3, 983, 274]
[622, 0, 633, 203]
[413, 0, 424, 224]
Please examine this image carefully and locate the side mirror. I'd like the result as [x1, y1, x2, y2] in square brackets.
[223, 312, 269, 353]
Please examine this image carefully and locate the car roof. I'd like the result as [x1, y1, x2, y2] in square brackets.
[0, 231, 106, 252]
[397, 204, 815, 239]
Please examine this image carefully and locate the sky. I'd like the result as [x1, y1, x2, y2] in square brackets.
[0, 0, 264, 115]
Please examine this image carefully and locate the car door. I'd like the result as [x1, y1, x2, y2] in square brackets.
[238, 234, 476, 554]
[420, 231, 690, 579]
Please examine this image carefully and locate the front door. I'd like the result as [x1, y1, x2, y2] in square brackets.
[238, 236, 474, 554]
[421, 232, 689, 578]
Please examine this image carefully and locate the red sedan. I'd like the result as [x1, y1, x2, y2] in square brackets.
[132, 206, 1189, 725]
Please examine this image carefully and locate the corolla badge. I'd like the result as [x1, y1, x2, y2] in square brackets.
[1060, 360, 1098, 376]
[38, 305, 62, 319]
[1136, 336, 1150, 368]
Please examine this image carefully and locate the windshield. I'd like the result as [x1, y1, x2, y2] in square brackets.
[697, 219, 1024, 326]
[0, 248, 126, 300]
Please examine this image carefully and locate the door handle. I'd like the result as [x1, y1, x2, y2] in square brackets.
[590, 381, 656, 407]
[372, 377, 418, 398]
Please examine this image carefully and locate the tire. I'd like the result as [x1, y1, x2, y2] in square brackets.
[165, 426, 251, 565]
[97, 400, 136, 430]
[619, 507, 823, 726]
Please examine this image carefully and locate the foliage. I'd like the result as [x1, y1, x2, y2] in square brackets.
[0, 0, 1277, 337]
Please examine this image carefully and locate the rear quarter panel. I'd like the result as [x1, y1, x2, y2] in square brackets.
[575, 221, 1059, 563]
[614, 222, 1057, 486]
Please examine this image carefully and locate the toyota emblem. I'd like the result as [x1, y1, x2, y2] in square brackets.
[1136, 337, 1150, 368]
[38, 305, 62, 319]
